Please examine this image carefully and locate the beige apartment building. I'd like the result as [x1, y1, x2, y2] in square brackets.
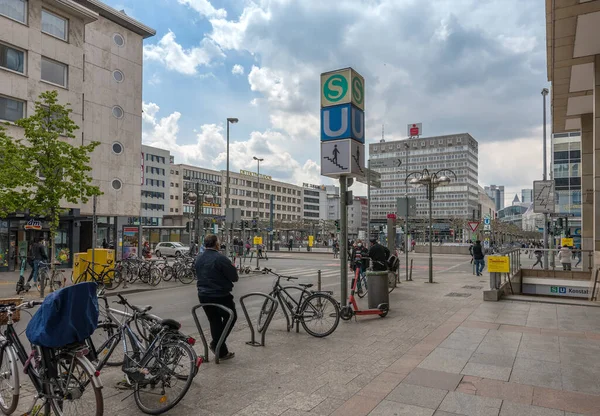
[0, 0, 154, 271]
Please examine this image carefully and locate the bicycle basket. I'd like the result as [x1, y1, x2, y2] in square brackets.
[0, 298, 22, 325]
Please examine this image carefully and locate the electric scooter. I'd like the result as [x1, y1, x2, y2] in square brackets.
[340, 256, 389, 320]
[16, 256, 30, 294]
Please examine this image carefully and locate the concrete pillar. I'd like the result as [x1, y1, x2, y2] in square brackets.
[582, 113, 593, 270]
[594, 55, 600, 267]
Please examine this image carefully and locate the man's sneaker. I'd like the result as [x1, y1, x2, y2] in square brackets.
[220, 352, 235, 361]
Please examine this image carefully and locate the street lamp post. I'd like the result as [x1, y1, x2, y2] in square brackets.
[226, 117, 238, 245]
[186, 184, 213, 246]
[253, 156, 264, 271]
[405, 168, 457, 283]
[541, 88, 549, 269]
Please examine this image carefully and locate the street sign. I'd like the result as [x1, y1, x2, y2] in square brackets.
[488, 256, 510, 273]
[407, 123, 422, 137]
[387, 213, 396, 219]
[320, 104, 364, 143]
[321, 68, 364, 110]
[253, 236, 263, 245]
[369, 158, 401, 169]
[357, 168, 381, 188]
[225, 207, 242, 224]
[550, 213, 575, 217]
[321, 139, 365, 178]
[483, 216, 491, 225]
[484, 224, 491, 231]
[533, 180, 555, 214]
[467, 221, 479, 232]
[561, 237, 574, 247]
[396, 197, 417, 217]
[484, 238, 490, 248]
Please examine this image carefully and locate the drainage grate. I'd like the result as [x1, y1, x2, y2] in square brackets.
[445, 292, 472, 298]
[462, 285, 483, 290]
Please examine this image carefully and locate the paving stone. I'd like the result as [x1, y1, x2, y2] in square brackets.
[277, 392, 327, 412]
[433, 412, 465, 416]
[418, 347, 473, 373]
[499, 402, 564, 416]
[438, 392, 502, 416]
[385, 383, 448, 409]
[330, 394, 380, 416]
[461, 362, 512, 381]
[310, 397, 346, 415]
[468, 352, 515, 368]
[403, 368, 463, 391]
[368, 400, 435, 416]
[510, 369, 563, 390]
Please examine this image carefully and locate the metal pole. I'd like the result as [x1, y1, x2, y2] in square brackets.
[367, 159, 371, 237]
[405, 143, 410, 281]
[195, 182, 201, 244]
[226, 121, 230, 245]
[428, 184, 433, 284]
[340, 176, 348, 306]
[269, 194, 274, 251]
[92, 194, 97, 268]
[542, 89, 549, 269]
[256, 160, 261, 271]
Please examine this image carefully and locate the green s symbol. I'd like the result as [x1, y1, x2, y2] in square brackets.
[324, 75, 348, 102]
[352, 77, 363, 104]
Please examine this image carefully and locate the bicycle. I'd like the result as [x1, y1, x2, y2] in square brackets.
[0, 300, 103, 415]
[36, 261, 65, 294]
[257, 268, 340, 338]
[89, 294, 200, 415]
[73, 259, 120, 291]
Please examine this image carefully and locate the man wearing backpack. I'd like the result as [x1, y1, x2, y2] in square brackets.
[473, 240, 485, 276]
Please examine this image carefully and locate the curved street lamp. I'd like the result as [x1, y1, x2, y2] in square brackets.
[184, 187, 213, 243]
[405, 168, 457, 283]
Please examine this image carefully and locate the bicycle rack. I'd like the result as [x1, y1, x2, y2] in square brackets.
[239, 293, 278, 347]
[191, 303, 234, 364]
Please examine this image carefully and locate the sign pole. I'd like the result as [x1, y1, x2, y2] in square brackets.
[340, 176, 348, 306]
[367, 159, 371, 237]
[405, 143, 410, 281]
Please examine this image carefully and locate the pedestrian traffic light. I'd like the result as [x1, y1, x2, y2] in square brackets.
[334, 220, 340, 231]
[185, 222, 190, 233]
[557, 218, 563, 228]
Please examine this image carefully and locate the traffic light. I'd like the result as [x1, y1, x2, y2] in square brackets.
[185, 222, 190, 233]
[557, 218, 563, 228]
[334, 220, 340, 231]
[252, 218, 257, 229]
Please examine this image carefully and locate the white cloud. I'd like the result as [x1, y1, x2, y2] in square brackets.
[231, 64, 244, 75]
[143, 30, 224, 75]
[177, 0, 226, 18]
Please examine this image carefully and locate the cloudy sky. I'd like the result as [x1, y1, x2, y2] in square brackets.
[108, 0, 550, 206]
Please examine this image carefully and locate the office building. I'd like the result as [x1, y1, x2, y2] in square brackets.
[348, 196, 368, 238]
[325, 185, 340, 221]
[140, 145, 170, 226]
[0, 0, 154, 271]
[484, 185, 505, 211]
[552, 131, 582, 242]
[302, 183, 328, 221]
[369, 134, 479, 231]
[478, 185, 496, 220]
[521, 189, 533, 203]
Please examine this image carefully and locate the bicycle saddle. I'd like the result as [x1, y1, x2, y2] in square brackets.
[298, 283, 313, 288]
[131, 304, 152, 313]
[160, 318, 181, 330]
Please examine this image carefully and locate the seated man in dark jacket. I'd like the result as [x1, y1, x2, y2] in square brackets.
[195, 234, 238, 360]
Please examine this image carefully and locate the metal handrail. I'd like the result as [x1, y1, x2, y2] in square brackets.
[239, 293, 278, 347]
[191, 303, 234, 364]
[592, 269, 600, 302]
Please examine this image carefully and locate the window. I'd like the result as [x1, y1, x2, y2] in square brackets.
[111, 179, 122, 190]
[0, 95, 24, 122]
[0, 0, 26, 23]
[112, 142, 123, 154]
[112, 69, 124, 83]
[41, 57, 67, 87]
[112, 105, 124, 119]
[113, 33, 125, 47]
[42, 9, 68, 41]
[0, 42, 24, 73]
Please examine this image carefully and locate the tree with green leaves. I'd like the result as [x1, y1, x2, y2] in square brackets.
[0, 127, 31, 218]
[5, 91, 101, 295]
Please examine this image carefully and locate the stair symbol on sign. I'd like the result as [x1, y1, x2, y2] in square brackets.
[324, 144, 347, 170]
[324, 157, 347, 170]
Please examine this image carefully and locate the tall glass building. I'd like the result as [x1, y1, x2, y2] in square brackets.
[552, 131, 581, 244]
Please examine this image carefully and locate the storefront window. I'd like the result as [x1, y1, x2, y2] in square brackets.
[54, 225, 70, 265]
[0, 221, 9, 268]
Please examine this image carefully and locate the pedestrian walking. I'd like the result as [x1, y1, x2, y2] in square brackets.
[102, 238, 108, 249]
[195, 234, 238, 361]
[189, 240, 198, 256]
[472, 240, 485, 276]
[532, 245, 543, 268]
[557, 245, 572, 271]
[26, 237, 48, 287]
[468, 240, 474, 264]
[288, 239, 293, 251]
[245, 239, 251, 255]
[333, 240, 339, 258]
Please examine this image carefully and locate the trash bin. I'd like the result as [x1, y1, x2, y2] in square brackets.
[367, 271, 390, 310]
[274, 243, 280, 251]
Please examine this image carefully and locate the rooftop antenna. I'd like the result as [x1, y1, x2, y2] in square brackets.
[379, 124, 385, 143]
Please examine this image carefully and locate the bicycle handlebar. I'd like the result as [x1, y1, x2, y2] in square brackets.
[0, 300, 44, 313]
[263, 268, 298, 280]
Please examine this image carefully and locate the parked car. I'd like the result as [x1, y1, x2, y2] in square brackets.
[154, 242, 190, 258]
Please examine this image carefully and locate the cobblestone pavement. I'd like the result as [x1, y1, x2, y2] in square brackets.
[9, 259, 600, 415]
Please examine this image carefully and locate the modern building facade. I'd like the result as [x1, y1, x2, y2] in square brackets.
[545, 0, 600, 266]
[484, 185, 505, 211]
[302, 183, 327, 221]
[325, 185, 340, 221]
[521, 189, 533, 204]
[0, 0, 154, 271]
[348, 196, 368, 238]
[140, 145, 170, 226]
[478, 185, 497, 220]
[552, 131, 582, 241]
[369, 134, 479, 225]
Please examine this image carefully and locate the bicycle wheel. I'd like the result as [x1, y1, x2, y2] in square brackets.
[161, 266, 174, 282]
[50, 354, 103, 416]
[299, 293, 340, 338]
[356, 274, 368, 299]
[148, 268, 162, 287]
[133, 340, 195, 415]
[94, 322, 124, 366]
[36, 269, 48, 293]
[177, 269, 194, 285]
[106, 268, 123, 290]
[0, 344, 19, 414]
[388, 272, 397, 294]
[51, 271, 64, 291]
[257, 297, 276, 333]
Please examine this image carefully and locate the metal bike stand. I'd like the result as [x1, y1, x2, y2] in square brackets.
[239, 293, 278, 347]
[191, 303, 234, 364]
